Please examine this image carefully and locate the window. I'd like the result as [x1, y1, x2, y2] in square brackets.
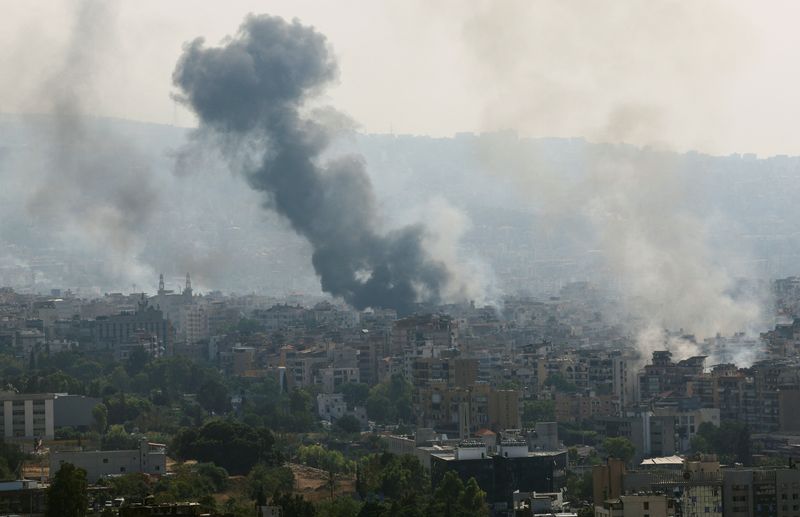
[120, 467, 126, 473]
[643, 502, 650, 510]
[103, 458, 108, 464]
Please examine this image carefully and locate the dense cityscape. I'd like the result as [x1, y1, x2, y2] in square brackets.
[0, 274, 798, 516]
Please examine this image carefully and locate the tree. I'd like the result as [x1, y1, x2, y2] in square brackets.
[171, 419, 281, 474]
[104, 392, 152, 425]
[360, 452, 429, 512]
[565, 470, 593, 503]
[151, 463, 224, 504]
[298, 445, 353, 474]
[521, 400, 555, 426]
[316, 497, 363, 517]
[568, 447, 579, 463]
[125, 346, 150, 376]
[544, 373, 578, 393]
[0, 458, 13, 481]
[603, 437, 636, 464]
[459, 477, 489, 516]
[366, 374, 413, 424]
[197, 378, 231, 414]
[559, 422, 599, 446]
[106, 472, 151, 501]
[335, 415, 362, 434]
[110, 365, 131, 392]
[272, 492, 317, 517]
[357, 502, 388, 517]
[286, 388, 316, 431]
[428, 471, 487, 517]
[101, 425, 140, 451]
[247, 464, 294, 501]
[194, 462, 230, 492]
[691, 421, 751, 465]
[338, 382, 370, 407]
[92, 403, 108, 434]
[47, 463, 88, 517]
[0, 439, 27, 480]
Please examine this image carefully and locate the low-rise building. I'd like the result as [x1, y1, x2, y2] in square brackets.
[50, 440, 166, 482]
[430, 438, 567, 511]
[53, 394, 103, 431]
[0, 392, 54, 440]
[595, 494, 676, 517]
[0, 479, 47, 515]
[316, 393, 367, 429]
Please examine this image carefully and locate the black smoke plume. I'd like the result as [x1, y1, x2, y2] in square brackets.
[172, 15, 451, 314]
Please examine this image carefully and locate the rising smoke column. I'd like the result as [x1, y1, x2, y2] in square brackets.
[3, 0, 159, 291]
[172, 15, 451, 314]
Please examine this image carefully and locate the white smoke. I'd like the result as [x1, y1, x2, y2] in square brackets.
[462, 0, 768, 364]
[410, 197, 500, 307]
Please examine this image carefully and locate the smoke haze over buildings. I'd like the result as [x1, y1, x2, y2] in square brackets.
[464, 0, 767, 361]
[1, 0, 159, 288]
[0, 2, 793, 364]
[172, 14, 479, 314]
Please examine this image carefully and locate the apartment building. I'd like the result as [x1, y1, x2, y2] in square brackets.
[0, 392, 54, 440]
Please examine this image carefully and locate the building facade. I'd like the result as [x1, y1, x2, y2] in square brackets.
[50, 441, 167, 482]
[0, 392, 54, 440]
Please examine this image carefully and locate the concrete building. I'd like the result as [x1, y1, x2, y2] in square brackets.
[179, 303, 209, 345]
[53, 394, 102, 431]
[526, 421, 560, 451]
[593, 459, 628, 506]
[410, 356, 478, 389]
[653, 406, 720, 452]
[0, 392, 54, 439]
[602, 457, 723, 517]
[92, 296, 172, 354]
[637, 351, 706, 403]
[391, 314, 457, 356]
[430, 439, 567, 511]
[50, 440, 167, 482]
[316, 393, 367, 429]
[0, 479, 47, 515]
[232, 346, 256, 375]
[354, 330, 386, 386]
[317, 367, 360, 394]
[554, 390, 620, 423]
[595, 494, 676, 517]
[414, 383, 520, 434]
[722, 468, 800, 517]
[778, 387, 800, 433]
[489, 389, 521, 430]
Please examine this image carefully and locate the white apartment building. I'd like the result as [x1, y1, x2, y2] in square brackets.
[0, 392, 55, 440]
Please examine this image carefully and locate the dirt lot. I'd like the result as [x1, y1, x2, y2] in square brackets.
[289, 462, 356, 502]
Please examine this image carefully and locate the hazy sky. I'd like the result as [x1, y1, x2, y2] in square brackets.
[2, 0, 799, 157]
